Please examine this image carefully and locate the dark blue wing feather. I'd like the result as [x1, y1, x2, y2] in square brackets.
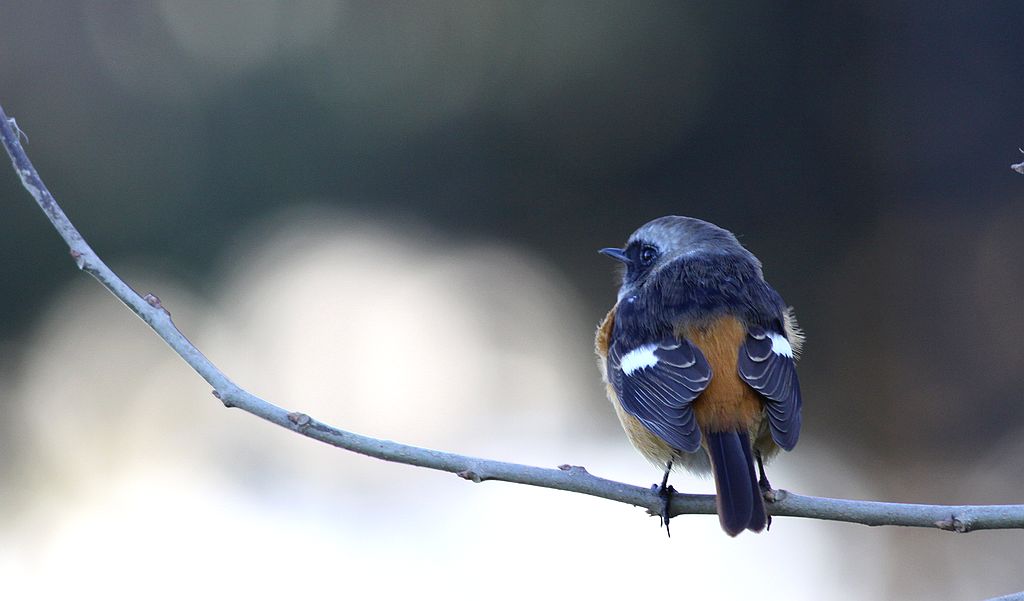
[738, 326, 802, 451]
[608, 337, 712, 453]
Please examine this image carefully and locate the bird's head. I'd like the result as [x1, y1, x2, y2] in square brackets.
[600, 215, 760, 300]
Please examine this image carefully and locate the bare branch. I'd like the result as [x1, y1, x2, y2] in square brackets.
[3, 104, 1023, 532]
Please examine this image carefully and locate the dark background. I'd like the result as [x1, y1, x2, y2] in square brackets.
[2, 3, 1023, 599]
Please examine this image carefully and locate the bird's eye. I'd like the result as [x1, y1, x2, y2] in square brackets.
[639, 246, 658, 266]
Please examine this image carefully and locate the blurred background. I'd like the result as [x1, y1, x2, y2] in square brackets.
[1, 2, 1023, 599]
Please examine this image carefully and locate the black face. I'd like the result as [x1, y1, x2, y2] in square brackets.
[623, 240, 660, 284]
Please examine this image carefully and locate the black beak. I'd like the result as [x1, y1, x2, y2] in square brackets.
[599, 247, 630, 264]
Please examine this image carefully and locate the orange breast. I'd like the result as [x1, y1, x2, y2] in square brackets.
[595, 307, 614, 358]
[680, 315, 764, 433]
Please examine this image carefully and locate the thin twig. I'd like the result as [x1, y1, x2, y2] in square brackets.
[3, 104, 1023, 532]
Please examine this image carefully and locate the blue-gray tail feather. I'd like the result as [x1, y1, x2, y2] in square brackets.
[707, 431, 767, 536]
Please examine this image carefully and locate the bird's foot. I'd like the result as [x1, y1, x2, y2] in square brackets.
[651, 482, 676, 537]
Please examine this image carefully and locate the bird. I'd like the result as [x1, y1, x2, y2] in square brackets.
[595, 216, 803, 537]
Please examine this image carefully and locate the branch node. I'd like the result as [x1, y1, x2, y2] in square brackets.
[212, 389, 234, 408]
[457, 469, 483, 483]
[936, 515, 969, 533]
[766, 488, 787, 503]
[68, 248, 86, 269]
[8, 117, 28, 143]
[558, 464, 589, 475]
[287, 411, 312, 430]
[143, 292, 171, 317]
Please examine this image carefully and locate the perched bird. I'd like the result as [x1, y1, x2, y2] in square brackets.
[595, 216, 803, 536]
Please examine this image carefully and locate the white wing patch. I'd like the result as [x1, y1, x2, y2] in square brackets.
[768, 332, 793, 358]
[619, 343, 659, 375]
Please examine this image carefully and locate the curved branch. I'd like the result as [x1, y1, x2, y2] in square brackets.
[3, 105, 1023, 532]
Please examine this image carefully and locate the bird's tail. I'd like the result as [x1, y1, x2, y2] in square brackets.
[706, 430, 767, 536]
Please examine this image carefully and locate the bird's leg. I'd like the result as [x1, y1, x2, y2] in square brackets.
[755, 450, 771, 493]
[755, 450, 773, 530]
[652, 460, 675, 537]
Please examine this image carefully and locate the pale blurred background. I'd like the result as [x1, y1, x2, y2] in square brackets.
[1, 3, 1023, 600]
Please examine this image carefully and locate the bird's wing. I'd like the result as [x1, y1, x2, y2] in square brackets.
[737, 325, 802, 451]
[608, 337, 712, 453]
